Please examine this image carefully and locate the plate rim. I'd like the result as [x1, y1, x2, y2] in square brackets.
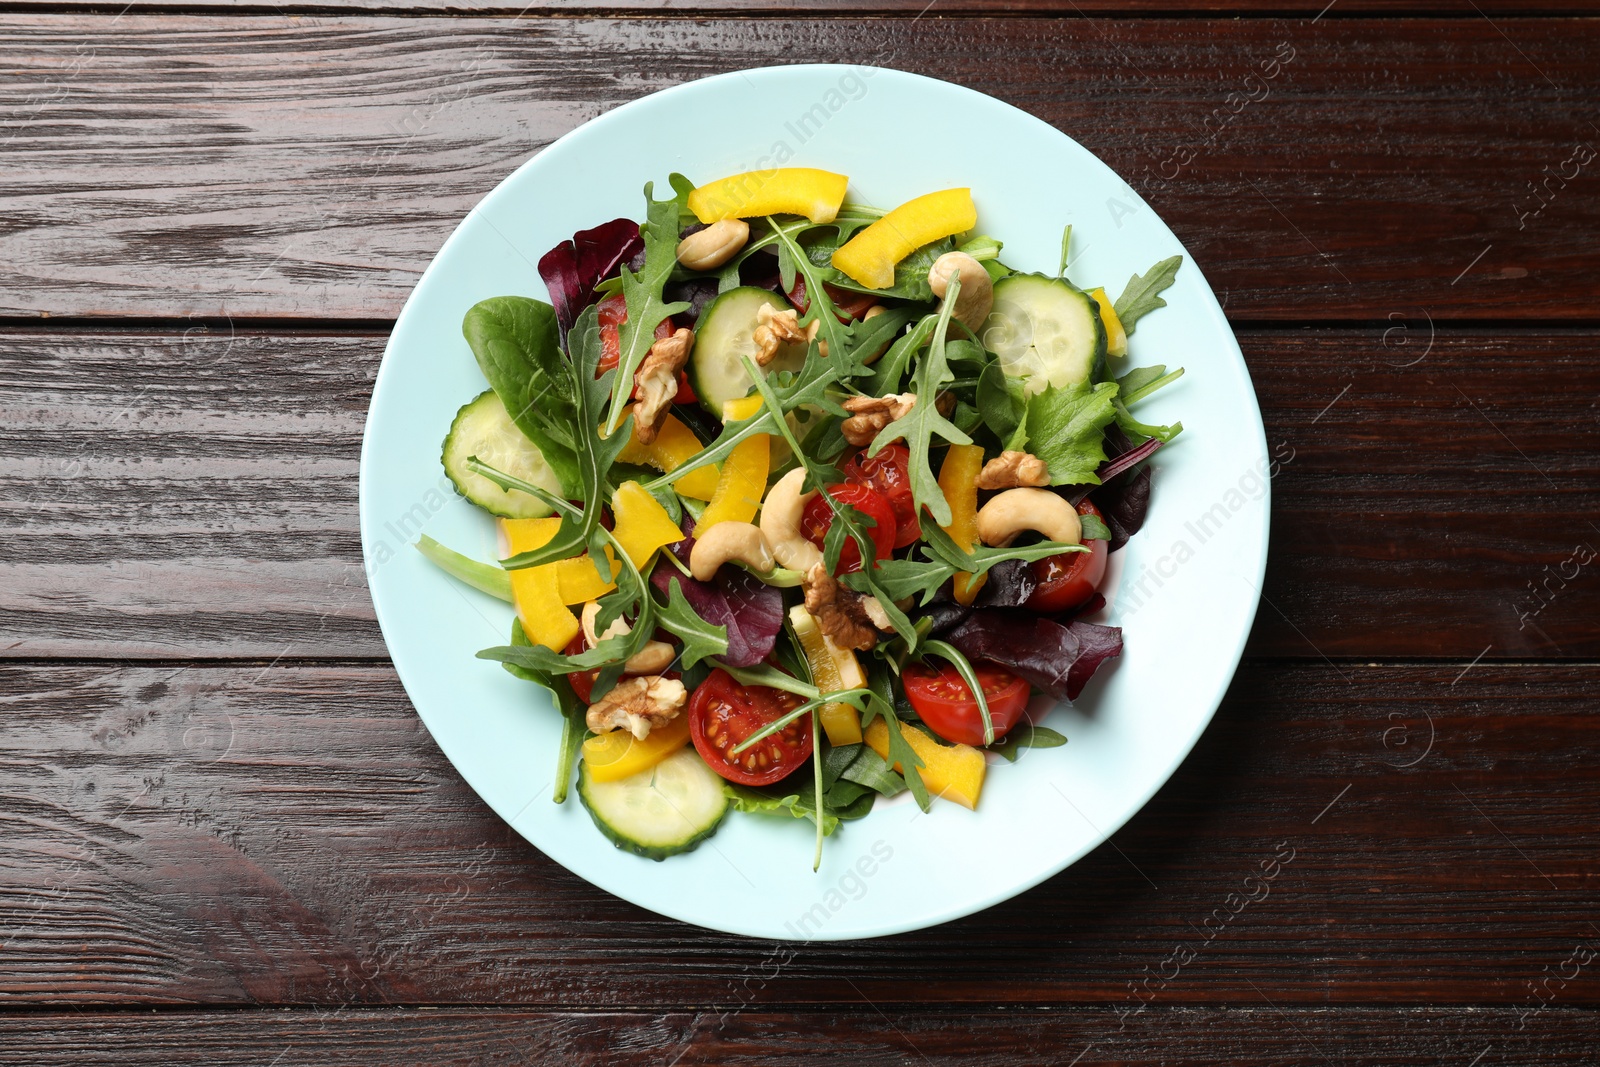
[359, 62, 1270, 941]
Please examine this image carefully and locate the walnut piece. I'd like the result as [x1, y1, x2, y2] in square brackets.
[752, 303, 816, 366]
[631, 327, 694, 445]
[976, 449, 1050, 489]
[802, 562, 879, 652]
[840, 392, 917, 446]
[585, 675, 687, 740]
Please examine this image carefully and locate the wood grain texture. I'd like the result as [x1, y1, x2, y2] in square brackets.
[3, 0, 1591, 12]
[2, 16, 1597, 321]
[3, 327, 1595, 660]
[2, 661, 1596, 1006]
[0, 1007, 1598, 1066]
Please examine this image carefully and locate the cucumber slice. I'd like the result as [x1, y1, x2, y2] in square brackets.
[578, 746, 729, 861]
[982, 273, 1107, 395]
[441, 389, 563, 519]
[691, 286, 809, 419]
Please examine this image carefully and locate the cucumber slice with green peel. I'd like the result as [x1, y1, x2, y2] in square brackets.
[578, 746, 730, 861]
[691, 286, 809, 419]
[441, 389, 563, 519]
[982, 273, 1107, 395]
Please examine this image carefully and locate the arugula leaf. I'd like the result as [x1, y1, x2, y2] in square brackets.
[504, 619, 588, 804]
[639, 341, 845, 495]
[765, 216, 855, 370]
[1113, 398, 1183, 443]
[873, 282, 972, 527]
[461, 296, 582, 494]
[1112, 255, 1183, 337]
[1024, 380, 1120, 485]
[653, 579, 729, 668]
[745, 359, 919, 650]
[1116, 364, 1185, 406]
[987, 724, 1068, 763]
[605, 183, 692, 435]
[860, 662, 930, 812]
[920, 522, 1088, 575]
[843, 557, 950, 606]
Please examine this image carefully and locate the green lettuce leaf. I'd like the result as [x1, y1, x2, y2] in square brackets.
[1024, 380, 1120, 485]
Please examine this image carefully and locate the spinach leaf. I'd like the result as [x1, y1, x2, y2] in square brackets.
[461, 296, 582, 495]
[975, 362, 1026, 446]
[1024, 380, 1120, 485]
[1112, 255, 1183, 337]
[987, 724, 1068, 763]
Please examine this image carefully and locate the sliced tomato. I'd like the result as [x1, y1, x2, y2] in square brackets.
[561, 633, 600, 705]
[1024, 498, 1110, 614]
[902, 661, 1031, 746]
[785, 275, 880, 323]
[689, 668, 811, 786]
[595, 293, 691, 398]
[841, 443, 921, 548]
[799, 483, 897, 574]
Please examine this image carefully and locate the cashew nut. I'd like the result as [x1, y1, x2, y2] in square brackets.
[676, 218, 749, 271]
[580, 600, 677, 675]
[975, 488, 1081, 548]
[928, 251, 994, 332]
[759, 468, 824, 573]
[689, 521, 775, 581]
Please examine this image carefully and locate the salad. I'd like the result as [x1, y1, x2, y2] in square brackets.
[418, 167, 1185, 869]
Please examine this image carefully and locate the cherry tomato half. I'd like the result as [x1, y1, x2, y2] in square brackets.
[786, 275, 880, 322]
[841, 443, 921, 548]
[595, 293, 696, 401]
[561, 633, 600, 705]
[799, 483, 898, 574]
[689, 668, 812, 786]
[1024, 498, 1110, 614]
[902, 661, 1032, 747]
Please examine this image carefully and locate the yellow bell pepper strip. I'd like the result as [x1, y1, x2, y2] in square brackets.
[721, 394, 764, 421]
[864, 718, 986, 811]
[611, 480, 687, 569]
[938, 443, 987, 605]
[1089, 286, 1128, 358]
[788, 605, 865, 745]
[616, 412, 721, 500]
[497, 518, 581, 651]
[688, 168, 849, 225]
[581, 713, 692, 783]
[694, 432, 771, 536]
[832, 188, 978, 290]
[554, 552, 618, 604]
[502, 517, 621, 604]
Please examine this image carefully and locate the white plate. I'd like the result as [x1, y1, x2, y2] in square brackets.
[360, 64, 1268, 941]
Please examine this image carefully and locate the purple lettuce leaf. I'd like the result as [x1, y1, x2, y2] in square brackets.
[1083, 424, 1160, 552]
[946, 610, 1122, 702]
[537, 218, 644, 341]
[972, 558, 1038, 609]
[650, 535, 783, 668]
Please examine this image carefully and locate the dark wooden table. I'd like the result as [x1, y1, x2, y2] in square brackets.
[4, 2, 1598, 1062]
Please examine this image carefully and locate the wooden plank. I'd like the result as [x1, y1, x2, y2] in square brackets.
[2, 17, 1596, 321]
[1, 0, 1588, 13]
[2, 327, 1595, 660]
[0, 1007, 1596, 1065]
[2, 661, 1597, 1006]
